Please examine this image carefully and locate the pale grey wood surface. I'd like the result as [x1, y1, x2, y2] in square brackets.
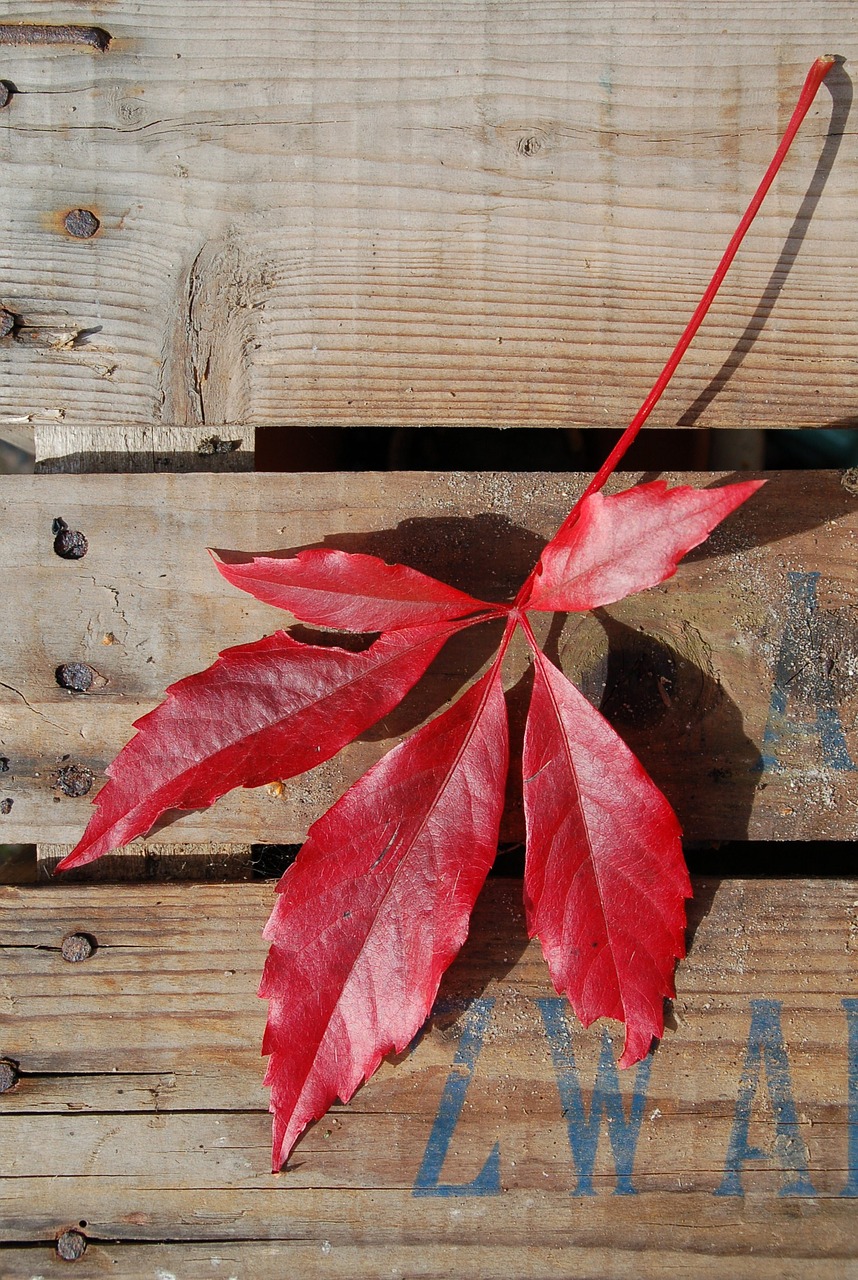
[0, 2, 855, 430]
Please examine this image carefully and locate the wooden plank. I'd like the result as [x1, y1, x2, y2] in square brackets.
[0, 2, 855, 430]
[0, 878, 856, 1271]
[1, 470, 856, 850]
[0, 1242, 855, 1280]
[5, 1243, 858, 1280]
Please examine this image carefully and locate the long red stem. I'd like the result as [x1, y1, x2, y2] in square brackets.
[517, 53, 836, 603]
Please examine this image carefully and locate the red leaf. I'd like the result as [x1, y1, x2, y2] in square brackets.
[524, 479, 765, 612]
[212, 546, 495, 632]
[54, 61, 834, 1161]
[260, 664, 509, 1168]
[56, 623, 463, 872]
[522, 642, 690, 1067]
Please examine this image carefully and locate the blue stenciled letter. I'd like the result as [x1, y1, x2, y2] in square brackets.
[759, 572, 855, 773]
[413, 998, 500, 1197]
[538, 998, 652, 1196]
[716, 999, 816, 1197]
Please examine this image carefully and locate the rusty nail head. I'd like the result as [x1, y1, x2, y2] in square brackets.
[63, 209, 100, 239]
[53, 518, 89, 560]
[56, 764, 94, 798]
[56, 1229, 87, 1261]
[0, 308, 14, 338]
[61, 932, 95, 963]
[0, 1058, 19, 1093]
[0, 798, 12, 815]
[56, 662, 95, 693]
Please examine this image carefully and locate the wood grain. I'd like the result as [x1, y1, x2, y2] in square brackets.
[1, 470, 856, 852]
[0, 878, 856, 1271]
[3, 1241, 856, 1280]
[0, 2, 856, 430]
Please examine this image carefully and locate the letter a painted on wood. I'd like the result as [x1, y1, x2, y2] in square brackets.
[715, 999, 817, 1197]
[759, 573, 855, 773]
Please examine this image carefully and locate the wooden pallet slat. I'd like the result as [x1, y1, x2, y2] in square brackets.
[1, 469, 855, 856]
[0, 2, 855, 431]
[0, 878, 855, 1274]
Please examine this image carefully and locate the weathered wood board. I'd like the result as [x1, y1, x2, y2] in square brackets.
[0, 2, 856, 430]
[1, 470, 856, 853]
[0, 878, 856, 1276]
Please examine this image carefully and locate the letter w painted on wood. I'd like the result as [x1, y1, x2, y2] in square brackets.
[538, 997, 652, 1195]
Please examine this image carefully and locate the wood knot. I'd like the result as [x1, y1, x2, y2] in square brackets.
[517, 133, 543, 156]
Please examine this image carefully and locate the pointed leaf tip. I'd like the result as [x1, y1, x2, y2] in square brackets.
[261, 664, 509, 1166]
[55, 622, 461, 873]
[526, 478, 765, 612]
[522, 644, 690, 1068]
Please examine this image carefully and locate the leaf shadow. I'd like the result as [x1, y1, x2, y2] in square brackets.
[215, 511, 546, 601]
[571, 610, 761, 966]
[582, 609, 762, 838]
[396, 881, 535, 1065]
[692, 470, 858, 564]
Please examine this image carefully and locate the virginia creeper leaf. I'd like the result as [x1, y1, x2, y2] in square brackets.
[260, 664, 509, 1168]
[524, 479, 765, 612]
[55, 60, 834, 1167]
[522, 643, 690, 1068]
[211, 546, 494, 632]
[56, 622, 465, 872]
